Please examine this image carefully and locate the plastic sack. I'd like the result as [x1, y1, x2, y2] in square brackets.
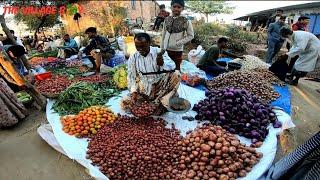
[181, 73, 203, 87]
[116, 36, 127, 52]
[181, 60, 206, 79]
[57, 49, 65, 59]
[66, 55, 79, 61]
[34, 65, 46, 74]
[163, 51, 176, 70]
[106, 52, 126, 67]
[188, 45, 205, 65]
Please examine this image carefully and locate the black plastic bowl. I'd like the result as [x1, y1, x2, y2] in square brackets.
[227, 62, 242, 71]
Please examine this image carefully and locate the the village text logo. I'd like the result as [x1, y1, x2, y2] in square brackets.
[3, 3, 84, 16]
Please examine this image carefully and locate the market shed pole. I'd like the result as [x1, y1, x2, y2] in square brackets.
[0, 14, 46, 109]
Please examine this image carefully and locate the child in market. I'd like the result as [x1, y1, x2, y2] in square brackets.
[161, 0, 194, 71]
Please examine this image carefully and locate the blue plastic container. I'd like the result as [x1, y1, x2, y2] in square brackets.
[106, 54, 126, 67]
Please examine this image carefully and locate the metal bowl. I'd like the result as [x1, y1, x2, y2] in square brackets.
[227, 62, 242, 71]
[167, 97, 191, 114]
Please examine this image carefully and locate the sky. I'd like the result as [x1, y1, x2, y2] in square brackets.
[157, 1, 317, 23]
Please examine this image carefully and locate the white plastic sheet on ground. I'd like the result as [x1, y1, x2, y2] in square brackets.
[39, 84, 295, 180]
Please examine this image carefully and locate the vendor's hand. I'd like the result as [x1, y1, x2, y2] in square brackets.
[90, 50, 102, 61]
[156, 54, 164, 66]
[278, 53, 289, 61]
[131, 92, 138, 102]
[159, 49, 166, 55]
[78, 51, 82, 59]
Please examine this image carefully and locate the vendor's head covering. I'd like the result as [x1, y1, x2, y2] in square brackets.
[7, 45, 26, 57]
[298, 15, 310, 21]
[171, 0, 185, 7]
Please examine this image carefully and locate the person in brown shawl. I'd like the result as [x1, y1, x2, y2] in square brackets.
[161, 0, 194, 70]
[0, 45, 28, 128]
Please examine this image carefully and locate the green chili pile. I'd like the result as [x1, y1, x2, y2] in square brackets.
[52, 81, 121, 115]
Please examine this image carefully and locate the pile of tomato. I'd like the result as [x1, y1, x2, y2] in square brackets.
[61, 106, 116, 138]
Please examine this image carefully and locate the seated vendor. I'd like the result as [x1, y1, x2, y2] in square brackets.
[78, 27, 115, 73]
[61, 34, 79, 58]
[0, 46, 29, 128]
[127, 33, 180, 111]
[1, 45, 27, 76]
[0, 45, 28, 92]
[197, 37, 242, 76]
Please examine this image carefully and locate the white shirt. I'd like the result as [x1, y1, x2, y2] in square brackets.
[127, 46, 175, 96]
[16, 37, 24, 47]
[288, 31, 320, 72]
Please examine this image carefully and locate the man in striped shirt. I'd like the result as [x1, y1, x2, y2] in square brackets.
[127, 33, 180, 109]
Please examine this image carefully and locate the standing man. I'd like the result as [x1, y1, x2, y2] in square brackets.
[161, 0, 194, 70]
[266, 9, 284, 28]
[280, 27, 320, 86]
[153, 4, 170, 31]
[78, 27, 115, 73]
[266, 15, 287, 64]
[127, 33, 180, 110]
[292, 16, 310, 31]
[60, 34, 79, 58]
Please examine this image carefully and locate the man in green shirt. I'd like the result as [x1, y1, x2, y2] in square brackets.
[197, 37, 242, 76]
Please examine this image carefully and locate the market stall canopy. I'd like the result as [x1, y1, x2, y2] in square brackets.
[234, 2, 320, 21]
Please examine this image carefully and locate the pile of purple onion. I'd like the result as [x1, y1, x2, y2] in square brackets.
[193, 87, 281, 142]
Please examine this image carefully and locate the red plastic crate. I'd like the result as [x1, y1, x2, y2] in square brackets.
[35, 72, 52, 81]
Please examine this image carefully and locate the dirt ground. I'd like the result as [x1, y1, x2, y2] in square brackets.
[0, 82, 319, 179]
[0, 109, 93, 180]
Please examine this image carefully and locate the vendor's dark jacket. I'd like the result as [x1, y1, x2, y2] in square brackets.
[268, 22, 286, 42]
[266, 16, 278, 27]
[198, 45, 238, 67]
[83, 35, 115, 55]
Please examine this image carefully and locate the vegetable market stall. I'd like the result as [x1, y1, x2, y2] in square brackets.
[39, 84, 295, 180]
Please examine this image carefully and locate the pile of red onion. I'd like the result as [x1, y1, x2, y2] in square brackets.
[86, 115, 182, 179]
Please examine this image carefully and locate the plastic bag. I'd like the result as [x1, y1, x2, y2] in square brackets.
[181, 60, 206, 79]
[181, 73, 203, 87]
[116, 36, 127, 52]
[188, 45, 205, 65]
[163, 51, 176, 70]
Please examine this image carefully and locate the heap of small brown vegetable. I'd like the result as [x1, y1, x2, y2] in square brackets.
[86, 115, 183, 180]
[206, 70, 279, 103]
[76, 74, 110, 84]
[131, 101, 157, 118]
[177, 124, 263, 180]
[35, 75, 72, 97]
[252, 68, 285, 86]
[306, 67, 320, 79]
[35, 75, 111, 98]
